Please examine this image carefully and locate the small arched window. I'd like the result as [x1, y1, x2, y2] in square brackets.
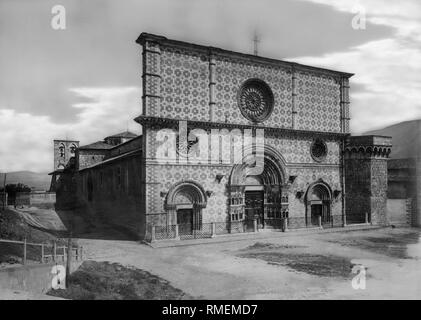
[59, 143, 65, 157]
[70, 144, 77, 155]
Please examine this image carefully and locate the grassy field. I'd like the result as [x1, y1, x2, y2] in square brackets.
[0, 208, 65, 265]
[48, 260, 192, 300]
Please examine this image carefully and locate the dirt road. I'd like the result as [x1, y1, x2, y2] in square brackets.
[78, 227, 421, 299]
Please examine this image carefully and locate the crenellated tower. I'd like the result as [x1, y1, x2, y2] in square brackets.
[344, 135, 392, 225]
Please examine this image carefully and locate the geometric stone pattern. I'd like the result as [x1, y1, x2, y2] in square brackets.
[144, 160, 343, 223]
[156, 46, 342, 134]
[145, 127, 340, 165]
[137, 33, 356, 234]
[213, 57, 293, 128]
[152, 164, 231, 223]
[145, 162, 342, 224]
[159, 47, 209, 121]
[295, 71, 341, 132]
[264, 133, 340, 164]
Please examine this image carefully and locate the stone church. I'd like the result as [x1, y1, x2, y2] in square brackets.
[53, 33, 392, 241]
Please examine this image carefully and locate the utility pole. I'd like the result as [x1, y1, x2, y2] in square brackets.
[2, 172, 6, 211]
[66, 230, 72, 288]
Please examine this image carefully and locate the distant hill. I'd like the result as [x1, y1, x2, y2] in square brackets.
[0, 171, 51, 191]
[364, 119, 421, 159]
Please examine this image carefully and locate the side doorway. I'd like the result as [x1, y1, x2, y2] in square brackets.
[177, 208, 193, 235]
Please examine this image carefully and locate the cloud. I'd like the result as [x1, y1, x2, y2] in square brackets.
[0, 87, 141, 172]
[300, 0, 421, 41]
[0, 0, 393, 123]
[294, 0, 421, 133]
[0, 0, 418, 171]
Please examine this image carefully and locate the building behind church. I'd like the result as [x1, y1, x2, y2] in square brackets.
[52, 33, 398, 241]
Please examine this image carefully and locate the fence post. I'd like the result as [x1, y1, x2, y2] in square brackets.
[253, 219, 257, 232]
[66, 237, 71, 280]
[53, 241, 57, 262]
[174, 224, 180, 240]
[41, 243, 45, 263]
[318, 215, 322, 229]
[23, 238, 27, 265]
[211, 222, 216, 238]
[283, 218, 288, 232]
[80, 246, 83, 261]
[151, 225, 156, 242]
[365, 212, 369, 224]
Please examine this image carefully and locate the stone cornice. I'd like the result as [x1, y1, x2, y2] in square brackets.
[134, 115, 349, 140]
[136, 33, 354, 79]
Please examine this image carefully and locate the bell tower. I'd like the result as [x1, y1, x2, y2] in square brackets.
[53, 139, 79, 171]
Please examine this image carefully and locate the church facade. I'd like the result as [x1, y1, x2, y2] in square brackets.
[133, 33, 391, 240]
[54, 33, 392, 241]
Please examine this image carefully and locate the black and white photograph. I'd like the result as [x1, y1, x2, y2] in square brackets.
[0, 0, 421, 306]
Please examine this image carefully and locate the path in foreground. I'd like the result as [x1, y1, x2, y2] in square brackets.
[78, 227, 421, 299]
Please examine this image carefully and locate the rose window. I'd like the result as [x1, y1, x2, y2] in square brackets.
[311, 139, 328, 162]
[237, 79, 274, 122]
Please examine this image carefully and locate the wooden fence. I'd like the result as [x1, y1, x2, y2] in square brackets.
[0, 238, 83, 265]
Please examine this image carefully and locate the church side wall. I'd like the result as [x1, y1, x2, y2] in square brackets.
[77, 154, 144, 239]
[78, 149, 108, 170]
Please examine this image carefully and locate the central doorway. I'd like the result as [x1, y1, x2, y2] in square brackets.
[244, 190, 264, 230]
[177, 208, 193, 234]
[311, 203, 322, 225]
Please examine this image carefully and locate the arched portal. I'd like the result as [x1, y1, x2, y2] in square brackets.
[165, 181, 207, 232]
[228, 146, 288, 230]
[305, 181, 332, 227]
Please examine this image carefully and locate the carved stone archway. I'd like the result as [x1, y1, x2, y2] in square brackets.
[305, 180, 332, 227]
[165, 180, 207, 227]
[228, 145, 289, 228]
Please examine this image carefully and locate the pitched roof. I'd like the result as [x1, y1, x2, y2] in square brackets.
[79, 149, 141, 172]
[79, 141, 113, 150]
[105, 131, 137, 139]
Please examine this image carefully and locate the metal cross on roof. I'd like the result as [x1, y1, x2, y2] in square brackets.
[253, 31, 260, 56]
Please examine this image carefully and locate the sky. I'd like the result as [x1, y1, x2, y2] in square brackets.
[0, 0, 420, 172]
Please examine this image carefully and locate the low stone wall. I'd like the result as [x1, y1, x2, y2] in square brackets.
[386, 198, 411, 226]
[30, 192, 56, 205]
[7, 192, 56, 207]
[15, 192, 30, 206]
